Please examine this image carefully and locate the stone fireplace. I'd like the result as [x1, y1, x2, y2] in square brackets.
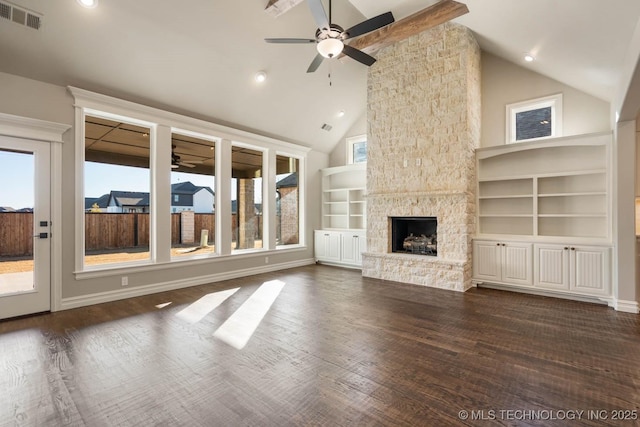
[362, 23, 480, 291]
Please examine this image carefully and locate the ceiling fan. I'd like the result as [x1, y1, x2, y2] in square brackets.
[265, 0, 394, 72]
[171, 145, 203, 169]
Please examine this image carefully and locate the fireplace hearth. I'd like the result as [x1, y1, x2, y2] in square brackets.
[391, 217, 437, 256]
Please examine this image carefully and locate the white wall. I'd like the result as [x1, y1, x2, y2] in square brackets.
[0, 71, 327, 307]
[193, 189, 214, 213]
[481, 52, 611, 147]
[329, 112, 366, 167]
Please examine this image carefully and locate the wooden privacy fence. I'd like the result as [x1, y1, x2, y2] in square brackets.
[0, 212, 251, 256]
[85, 213, 150, 251]
[0, 212, 33, 257]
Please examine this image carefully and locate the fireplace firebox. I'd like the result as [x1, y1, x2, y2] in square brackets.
[390, 217, 437, 256]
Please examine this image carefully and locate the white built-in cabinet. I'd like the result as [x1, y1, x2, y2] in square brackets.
[315, 164, 367, 268]
[473, 241, 532, 286]
[314, 230, 366, 268]
[535, 244, 610, 296]
[473, 132, 613, 302]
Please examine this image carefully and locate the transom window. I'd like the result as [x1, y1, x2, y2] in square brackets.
[506, 94, 562, 144]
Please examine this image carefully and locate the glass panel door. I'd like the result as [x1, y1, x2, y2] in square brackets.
[0, 136, 51, 320]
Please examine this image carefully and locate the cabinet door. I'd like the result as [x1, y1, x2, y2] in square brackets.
[341, 232, 365, 266]
[314, 231, 341, 262]
[571, 246, 610, 295]
[355, 232, 366, 264]
[535, 244, 570, 290]
[473, 241, 501, 282]
[341, 233, 358, 264]
[501, 243, 533, 286]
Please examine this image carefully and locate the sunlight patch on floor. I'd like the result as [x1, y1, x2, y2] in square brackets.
[213, 280, 285, 350]
[175, 288, 239, 324]
[155, 302, 172, 309]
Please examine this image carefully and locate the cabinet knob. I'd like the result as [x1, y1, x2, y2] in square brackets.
[496, 243, 500, 246]
[571, 247, 576, 251]
[564, 247, 569, 250]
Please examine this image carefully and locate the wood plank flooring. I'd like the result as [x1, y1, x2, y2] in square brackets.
[1, 265, 639, 426]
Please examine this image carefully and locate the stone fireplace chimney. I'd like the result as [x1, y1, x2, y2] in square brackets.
[362, 23, 481, 291]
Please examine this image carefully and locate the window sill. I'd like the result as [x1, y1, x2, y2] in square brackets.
[74, 245, 308, 280]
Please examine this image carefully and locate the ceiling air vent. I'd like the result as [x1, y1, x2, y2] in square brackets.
[0, 1, 42, 30]
[321, 123, 333, 132]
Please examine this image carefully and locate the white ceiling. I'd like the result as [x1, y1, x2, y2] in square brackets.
[0, 0, 639, 154]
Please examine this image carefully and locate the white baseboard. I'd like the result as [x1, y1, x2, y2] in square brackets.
[610, 299, 640, 314]
[59, 258, 315, 311]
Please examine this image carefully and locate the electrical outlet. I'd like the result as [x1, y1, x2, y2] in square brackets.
[416, 158, 422, 166]
[121, 276, 128, 287]
[403, 159, 408, 168]
[265, 256, 269, 264]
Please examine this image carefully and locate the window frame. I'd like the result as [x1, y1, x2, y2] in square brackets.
[346, 134, 367, 164]
[506, 94, 563, 144]
[70, 87, 309, 278]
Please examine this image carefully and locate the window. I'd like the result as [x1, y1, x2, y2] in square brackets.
[72, 88, 307, 275]
[506, 94, 562, 144]
[84, 114, 152, 267]
[346, 135, 367, 164]
[276, 155, 299, 246]
[170, 132, 216, 259]
[231, 145, 263, 251]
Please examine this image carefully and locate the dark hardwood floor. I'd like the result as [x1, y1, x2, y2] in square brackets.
[1, 265, 639, 426]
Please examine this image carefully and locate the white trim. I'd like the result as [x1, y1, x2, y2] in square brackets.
[0, 112, 70, 143]
[609, 298, 640, 313]
[506, 93, 563, 144]
[61, 258, 315, 310]
[346, 134, 367, 164]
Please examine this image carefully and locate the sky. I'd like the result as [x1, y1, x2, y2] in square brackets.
[0, 150, 34, 210]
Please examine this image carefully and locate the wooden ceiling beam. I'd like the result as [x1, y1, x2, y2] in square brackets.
[264, 0, 305, 18]
[346, 0, 469, 55]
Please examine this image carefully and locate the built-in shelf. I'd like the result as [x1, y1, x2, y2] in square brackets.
[476, 132, 611, 240]
[321, 164, 366, 230]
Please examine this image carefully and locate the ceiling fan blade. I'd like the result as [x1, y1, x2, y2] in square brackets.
[179, 162, 197, 168]
[265, 38, 316, 44]
[344, 11, 394, 39]
[306, 53, 324, 73]
[307, 0, 329, 30]
[342, 44, 376, 67]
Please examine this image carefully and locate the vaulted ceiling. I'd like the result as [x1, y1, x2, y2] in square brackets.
[0, 0, 639, 154]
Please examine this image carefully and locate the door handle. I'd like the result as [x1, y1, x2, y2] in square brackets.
[34, 232, 48, 239]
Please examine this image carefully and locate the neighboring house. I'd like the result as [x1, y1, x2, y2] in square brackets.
[0, 207, 15, 212]
[84, 194, 110, 212]
[171, 182, 214, 213]
[85, 182, 214, 213]
[107, 191, 149, 213]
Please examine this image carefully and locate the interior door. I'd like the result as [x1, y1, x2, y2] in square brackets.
[0, 135, 51, 320]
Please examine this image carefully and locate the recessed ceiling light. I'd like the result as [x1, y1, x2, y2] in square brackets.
[337, 110, 345, 118]
[77, 0, 98, 8]
[524, 54, 535, 62]
[254, 71, 267, 83]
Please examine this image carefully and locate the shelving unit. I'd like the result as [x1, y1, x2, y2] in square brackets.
[321, 164, 366, 230]
[316, 164, 367, 268]
[476, 134, 610, 240]
[473, 132, 613, 303]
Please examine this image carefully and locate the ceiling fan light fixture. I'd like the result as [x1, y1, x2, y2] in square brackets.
[317, 38, 344, 59]
[524, 54, 535, 62]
